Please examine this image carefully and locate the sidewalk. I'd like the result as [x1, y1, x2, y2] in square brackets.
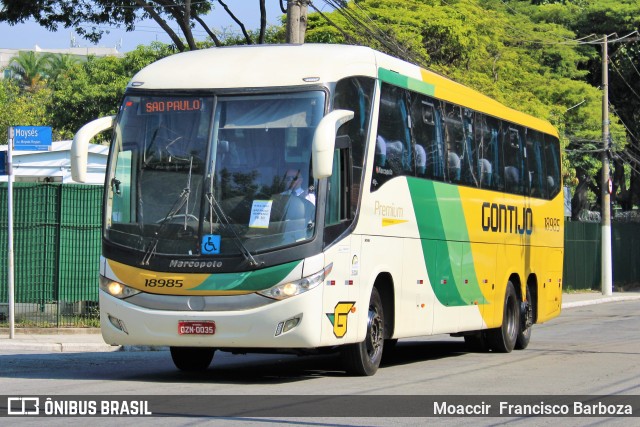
[2, 291, 639, 353]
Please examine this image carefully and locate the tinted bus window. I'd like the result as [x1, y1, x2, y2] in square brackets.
[545, 134, 561, 199]
[475, 114, 503, 191]
[526, 129, 547, 199]
[372, 83, 413, 190]
[502, 124, 525, 195]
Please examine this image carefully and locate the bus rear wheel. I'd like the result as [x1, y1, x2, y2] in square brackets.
[487, 281, 519, 353]
[515, 284, 533, 350]
[341, 287, 384, 376]
[170, 346, 215, 371]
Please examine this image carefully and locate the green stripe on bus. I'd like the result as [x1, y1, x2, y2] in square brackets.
[378, 68, 435, 96]
[407, 178, 486, 306]
[192, 260, 301, 292]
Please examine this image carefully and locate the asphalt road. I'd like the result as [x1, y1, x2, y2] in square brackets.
[1, 300, 639, 426]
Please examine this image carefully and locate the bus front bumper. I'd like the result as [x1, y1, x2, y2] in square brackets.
[99, 287, 324, 349]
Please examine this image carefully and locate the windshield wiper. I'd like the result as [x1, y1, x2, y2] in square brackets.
[206, 189, 260, 268]
[141, 157, 194, 265]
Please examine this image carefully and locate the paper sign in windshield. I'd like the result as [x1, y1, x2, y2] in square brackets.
[249, 200, 273, 228]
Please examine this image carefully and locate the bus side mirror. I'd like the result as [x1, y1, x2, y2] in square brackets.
[312, 109, 354, 179]
[71, 116, 115, 182]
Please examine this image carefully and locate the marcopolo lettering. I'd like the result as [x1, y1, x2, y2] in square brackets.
[169, 259, 223, 269]
[481, 202, 533, 235]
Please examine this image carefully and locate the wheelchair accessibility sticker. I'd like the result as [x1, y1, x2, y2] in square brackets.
[201, 234, 221, 254]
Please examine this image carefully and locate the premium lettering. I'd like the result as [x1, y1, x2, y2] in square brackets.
[374, 201, 403, 218]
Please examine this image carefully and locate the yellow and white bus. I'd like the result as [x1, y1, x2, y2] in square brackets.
[72, 44, 563, 376]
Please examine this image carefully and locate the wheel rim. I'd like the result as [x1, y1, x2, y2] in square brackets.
[506, 295, 518, 340]
[366, 305, 384, 360]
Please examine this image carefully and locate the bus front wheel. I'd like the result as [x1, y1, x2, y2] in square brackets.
[487, 281, 519, 353]
[341, 287, 385, 376]
[170, 346, 215, 371]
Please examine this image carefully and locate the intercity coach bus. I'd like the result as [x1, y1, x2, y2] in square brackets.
[71, 44, 563, 376]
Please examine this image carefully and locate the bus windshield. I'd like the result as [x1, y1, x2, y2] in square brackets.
[105, 91, 325, 260]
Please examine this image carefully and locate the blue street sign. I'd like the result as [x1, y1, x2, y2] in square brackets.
[13, 126, 52, 151]
[0, 151, 6, 175]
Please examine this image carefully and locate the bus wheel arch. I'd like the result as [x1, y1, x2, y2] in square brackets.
[373, 272, 396, 341]
[341, 274, 394, 376]
[341, 286, 385, 376]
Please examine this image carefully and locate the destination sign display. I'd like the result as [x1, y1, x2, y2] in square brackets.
[141, 98, 202, 114]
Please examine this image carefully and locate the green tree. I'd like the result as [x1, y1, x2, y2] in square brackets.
[0, 0, 272, 51]
[45, 53, 81, 83]
[0, 80, 52, 141]
[48, 43, 176, 139]
[7, 51, 50, 91]
[48, 56, 127, 139]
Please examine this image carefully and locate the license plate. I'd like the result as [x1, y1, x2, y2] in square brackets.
[178, 321, 216, 335]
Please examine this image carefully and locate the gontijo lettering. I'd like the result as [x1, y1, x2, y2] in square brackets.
[481, 202, 533, 235]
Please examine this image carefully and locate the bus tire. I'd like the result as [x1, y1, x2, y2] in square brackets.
[170, 346, 215, 371]
[341, 287, 385, 376]
[487, 281, 519, 353]
[515, 284, 533, 350]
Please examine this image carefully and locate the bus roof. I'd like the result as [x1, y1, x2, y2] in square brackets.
[129, 44, 557, 137]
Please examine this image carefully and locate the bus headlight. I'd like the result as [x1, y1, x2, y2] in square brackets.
[100, 276, 141, 299]
[258, 263, 332, 300]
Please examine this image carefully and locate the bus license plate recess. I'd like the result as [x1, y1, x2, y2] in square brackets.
[178, 320, 216, 335]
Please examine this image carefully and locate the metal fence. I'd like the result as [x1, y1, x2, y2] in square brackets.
[563, 220, 640, 290]
[0, 183, 102, 327]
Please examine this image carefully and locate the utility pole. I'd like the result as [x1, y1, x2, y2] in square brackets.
[286, 0, 310, 44]
[601, 34, 613, 296]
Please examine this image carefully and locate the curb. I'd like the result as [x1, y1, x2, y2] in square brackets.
[0, 342, 122, 353]
[0, 340, 169, 353]
[562, 294, 640, 309]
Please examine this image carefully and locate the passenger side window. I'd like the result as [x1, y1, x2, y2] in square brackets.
[443, 103, 464, 184]
[545, 135, 561, 199]
[410, 95, 444, 181]
[474, 114, 500, 190]
[502, 125, 525, 195]
[525, 130, 547, 199]
[372, 83, 413, 191]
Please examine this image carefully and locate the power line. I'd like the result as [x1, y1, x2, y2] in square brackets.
[610, 60, 640, 102]
[315, 0, 428, 68]
[610, 106, 639, 143]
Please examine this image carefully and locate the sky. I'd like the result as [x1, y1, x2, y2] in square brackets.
[0, 2, 293, 52]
